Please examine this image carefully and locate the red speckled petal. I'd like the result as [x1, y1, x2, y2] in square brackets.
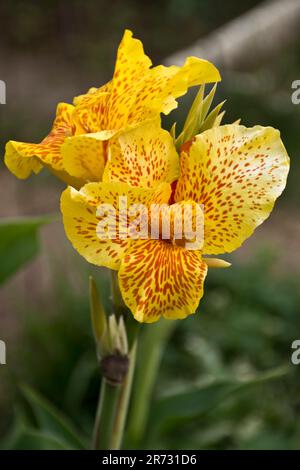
[62, 134, 107, 182]
[103, 120, 180, 188]
[5, 103, 75, 178]
[61, 182, 171, 270]
[119, 239, 208, 323]
[175, 125, 290, 254]
[74, 30, 220, 133]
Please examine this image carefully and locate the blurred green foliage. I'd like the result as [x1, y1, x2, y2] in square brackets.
[1, 250, 299, 449]
[0, 216, 52, 284]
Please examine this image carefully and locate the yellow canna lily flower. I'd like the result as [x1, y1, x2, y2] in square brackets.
[60, 123, 289, 323]
[4, 29, 220, 187]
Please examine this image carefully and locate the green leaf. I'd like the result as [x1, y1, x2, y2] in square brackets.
[0, 215, 54, 284]
[3, 426, 71, 450]
[21, 385, 88, 449]
[148, 366, 289, 437]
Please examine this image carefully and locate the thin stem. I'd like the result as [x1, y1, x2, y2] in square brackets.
[126, 319, 176, 447]
[110, 339, 138, 450]
[92, 271, 140, 450]
[92, 379, 121, 450]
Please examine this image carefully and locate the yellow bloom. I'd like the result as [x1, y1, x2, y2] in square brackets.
[4, 29, 220, 187]
[61, 123, 289, 323]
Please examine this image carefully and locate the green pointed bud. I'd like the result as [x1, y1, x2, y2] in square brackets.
[107, 314, 129, 356]
[176, 85, 205, 150]
[176, 83, 226, 150]
[200, 100, 226, 132]
[117, 316, 129, 356]
[213, 110, 226, 128]
[101, 314, 129, 385]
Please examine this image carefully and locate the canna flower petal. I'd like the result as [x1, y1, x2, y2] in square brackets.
[128, 56, 220, 125]
[5, 103, 76, 179]
[61, 135, 107, 182]
[118, 239, 208, 323]
[103, 120, 180, 188]
[74, 93, 111, 134]
[175, 125, 290, 255]
[73, 84, 112, 107]
[61, 182, 171, 270]
[75, 30, 221, 133]
[4, 141, 42, 179]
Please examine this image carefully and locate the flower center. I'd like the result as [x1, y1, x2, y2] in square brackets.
[148, 200, 204, 250]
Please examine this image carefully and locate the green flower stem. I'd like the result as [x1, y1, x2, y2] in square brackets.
[110, 339, 138, 450]
[91, 271, 140, 450]
[126, 319, 177, 447]
[92, 378, 121, 450]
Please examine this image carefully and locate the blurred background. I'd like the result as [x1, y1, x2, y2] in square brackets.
[1, 0, 300, 450]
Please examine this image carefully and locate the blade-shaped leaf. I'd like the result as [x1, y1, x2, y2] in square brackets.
[0, 215, 54, 284]
[149, 366, 289, 436]
[2, 426, 72, 450]
[21, 385, 87, 449]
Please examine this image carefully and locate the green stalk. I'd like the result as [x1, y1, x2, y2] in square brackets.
[110, 339, 138, 449]
[126, 319, 177, 447]
[92, 379, 121, 450]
